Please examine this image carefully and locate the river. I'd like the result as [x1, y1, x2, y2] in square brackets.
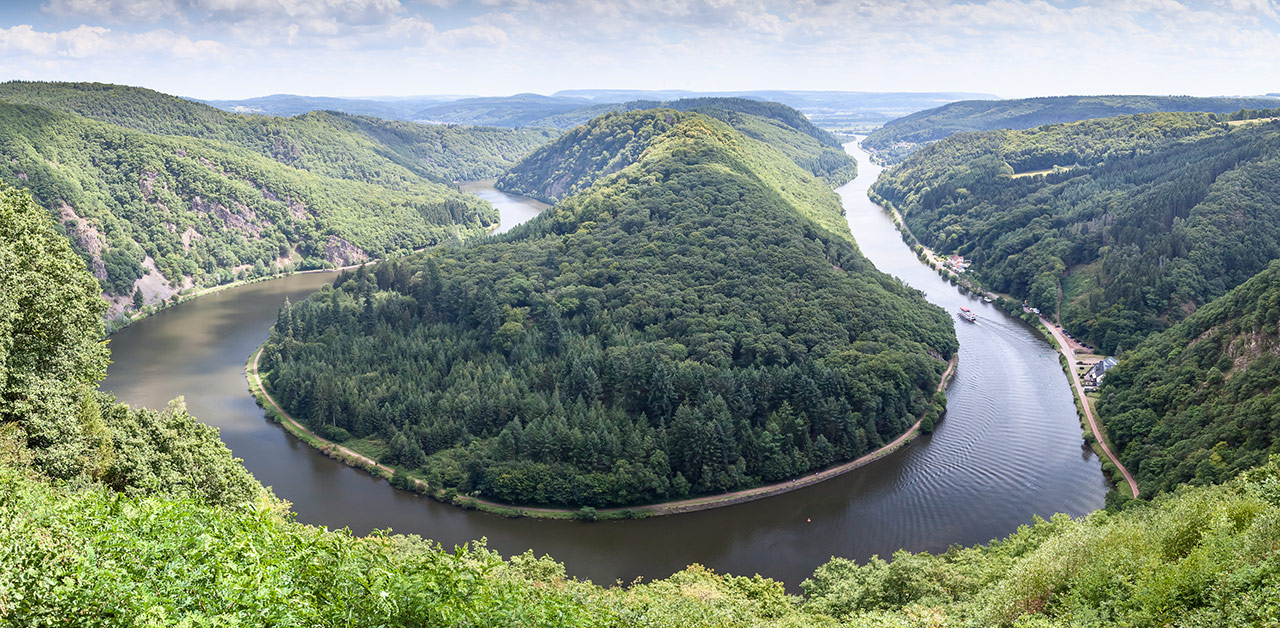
[101, 160, 1108, 589]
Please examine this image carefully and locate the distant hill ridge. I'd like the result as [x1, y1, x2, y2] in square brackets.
[204, 88, 994, 130]
[864, 94, 1280, 163]
[497, 100, 856, 204]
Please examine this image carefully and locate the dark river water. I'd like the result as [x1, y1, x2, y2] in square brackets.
[102, 159, 1108, 589]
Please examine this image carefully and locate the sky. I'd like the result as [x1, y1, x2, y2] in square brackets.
[0, 0, 1275, 100]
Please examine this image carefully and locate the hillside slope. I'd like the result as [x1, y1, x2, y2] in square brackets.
[0, 101, 496, 312]
[864, 95, 1279, 163]
[872, 112, 1280, 353]
[258, 110, 954, 509]
[0, 81, 556, 185]
[497, 100, 855, 205]
[1099, 260, 1280, 495]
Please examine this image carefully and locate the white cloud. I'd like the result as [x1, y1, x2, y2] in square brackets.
[8, 0, 1280, 99]
[438, 23, 507, 47]
[43, 0, 184, 23]
[0, 24, 226, 62]
[0, 24, 110, 58]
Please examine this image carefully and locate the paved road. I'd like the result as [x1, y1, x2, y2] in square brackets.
[1041, 318, 1140, 498]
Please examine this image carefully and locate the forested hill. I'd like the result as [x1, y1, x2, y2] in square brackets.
[7, 144, 1280, 628]
[864, 95, 1279, 163]
[872, 112, 1280, 354]
[0, 81, 556, 185]
[258, 110, 955, 509]
[1099, 261, 1280, 495]
[497, 101, 855, 205]
[0, 101, 496, 314]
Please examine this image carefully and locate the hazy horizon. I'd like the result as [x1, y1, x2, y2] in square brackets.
[0, 0, 1275, 100]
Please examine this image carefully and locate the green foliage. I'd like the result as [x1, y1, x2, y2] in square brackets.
[0, 100, 498, 298]
[873, 112, 1280, 354]
[497, 100, 855, 204]
[0, 81, 562, 304]
[0, 180, 109, 479]
[6, 451, 1280, 626]
[1099, 260, 1280, 495]
[0, 460, 825, 627]
[261, 111, 953, 509]
[804, 461, 1280, 627]
[496, 109, 685, 203]
[864, 95, 1280, 163]
[0, 181, 267, 507]
[0, 81, 555, 185]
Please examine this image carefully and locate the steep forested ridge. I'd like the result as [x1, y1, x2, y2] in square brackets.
[0, 101, 496, 310]
[497, 100, 854, 204]
[864, 95, 1280, 163]
[0, 81, 557, 313]
[259, 110, 954, 509]
[1099, 261, 1280, 495]
[872, 113, 1280, 353]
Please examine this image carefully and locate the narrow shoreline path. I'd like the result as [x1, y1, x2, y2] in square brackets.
[248, 344, 958, 518]
[1040, 317, 1140, 498]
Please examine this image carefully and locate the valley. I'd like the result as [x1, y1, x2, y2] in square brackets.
[98, 136, 1107, 591]
[3, 64, 1279, 625]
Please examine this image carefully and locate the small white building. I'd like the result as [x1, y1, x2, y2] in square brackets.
[1083, 356, 1118, 387]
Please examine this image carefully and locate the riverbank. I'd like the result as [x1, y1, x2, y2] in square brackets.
[107, 261, 376, 335]
[867, 154, 1137, 499]
[247, 344, 958, 520]
[107, 180, 548, 336]
[1039, 319, 1140, 498]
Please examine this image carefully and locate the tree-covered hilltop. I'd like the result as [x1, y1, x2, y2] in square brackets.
[871, 112, 1280, 354]
[6, 149, 1280, 627]
[258, 110, 954, 509]
[864, 95, 1280, 164]
[1098, 260, 1280, 495]
[496, 101, 855, 204]
[0, 101, 497, 310]
[0, 81, 557, 185]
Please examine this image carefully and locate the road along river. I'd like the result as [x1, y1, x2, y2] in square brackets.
[102, 164, 1108, 589]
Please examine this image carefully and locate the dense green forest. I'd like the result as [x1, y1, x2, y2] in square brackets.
[6, 119, 1280, 627]
[0, 101, 498, 310]
[864, 95, 1280, 163]
[497, 100, 854, 203]
[0, 81, 556, 185]
[872, 112, 1280, 354]
[1099, 260, 1280, 495]
[258, 109, 953, 509]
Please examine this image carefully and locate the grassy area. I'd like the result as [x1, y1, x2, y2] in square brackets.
[1010, 164, 1079, 179]
[1228, 116, 1279, 126]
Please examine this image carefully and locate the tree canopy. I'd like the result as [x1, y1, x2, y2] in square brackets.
[1099, 260, 1280, 495]
[0, 180, 266, 506]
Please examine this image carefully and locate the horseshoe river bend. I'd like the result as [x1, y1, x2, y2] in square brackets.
[101, 145, 1110, 589]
